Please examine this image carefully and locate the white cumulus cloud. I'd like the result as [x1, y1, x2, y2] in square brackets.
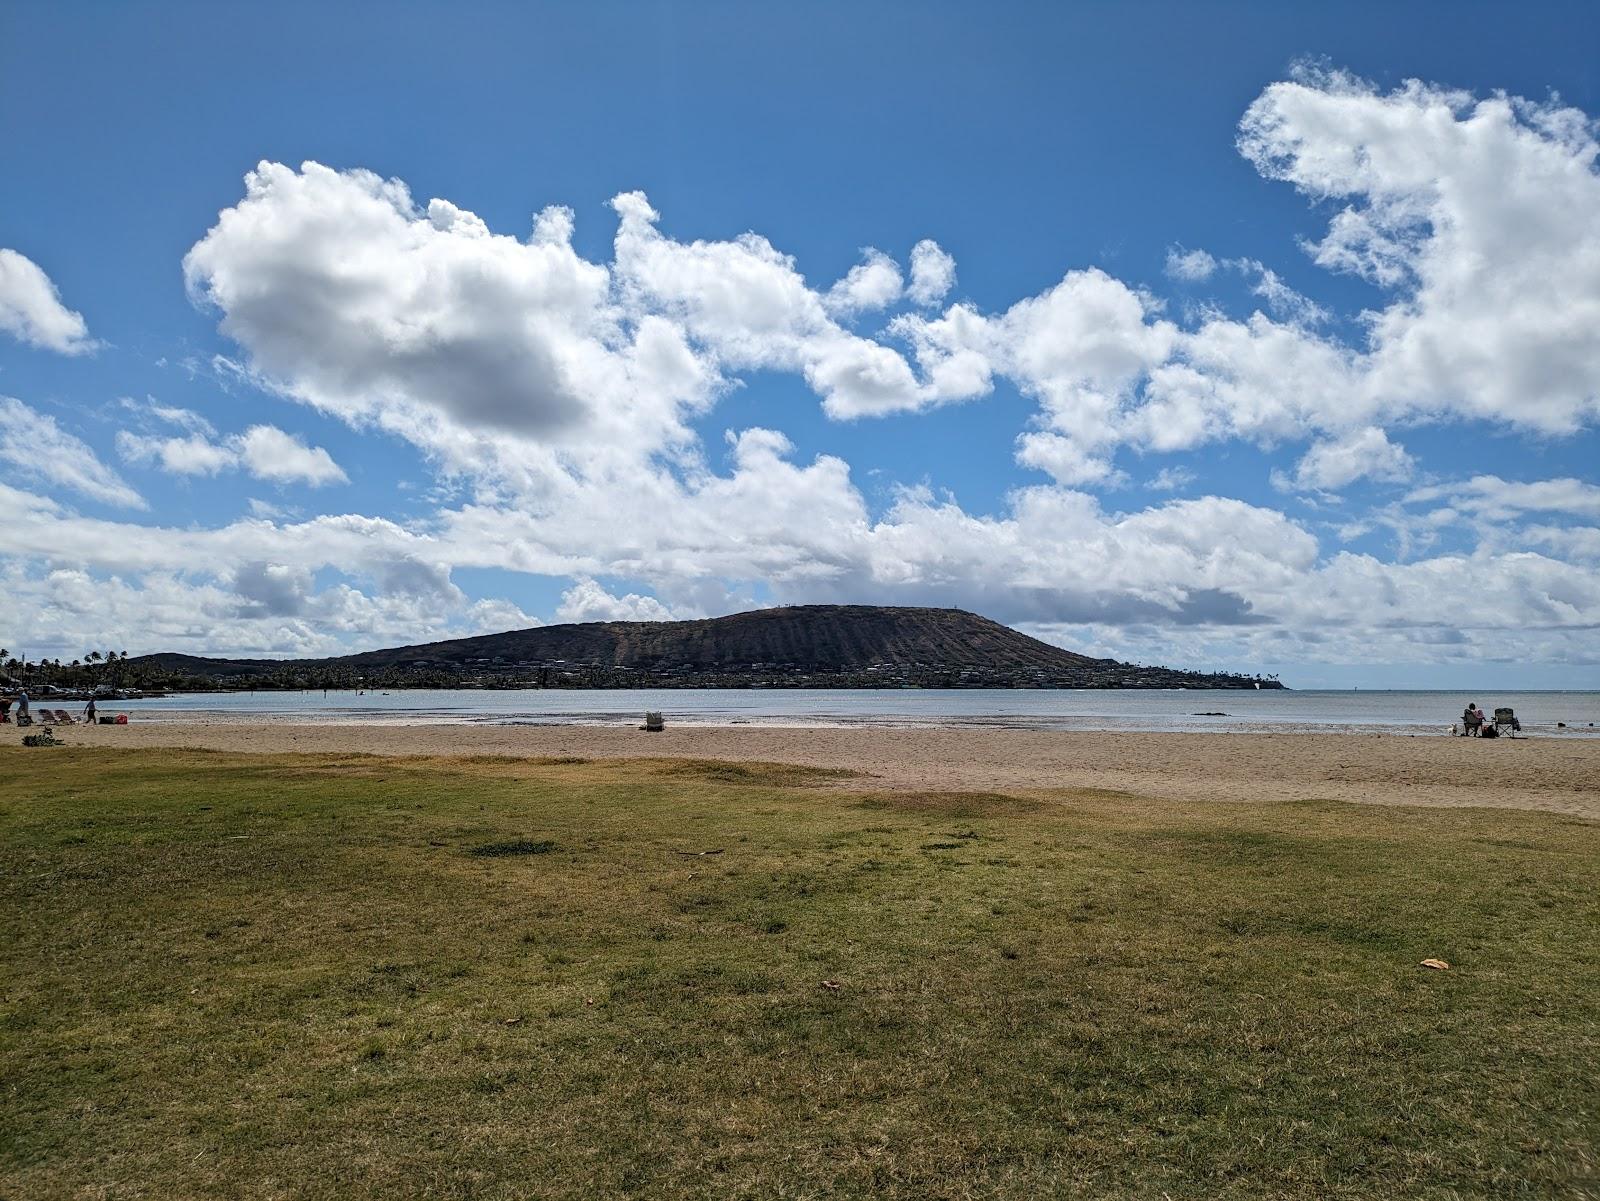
[897, 71, 1600, 487]
[1147, 466, 1196, 491]
[117, 421, 347, 486]
[1164, 247, 1217, 281]
[236, 425, 348, 485]
[824, 249, 903, 316]
[1280, 427, 1415, 492]
[1238, 67, 1600, 433]
[907, 239, 956, 306]
[116, 430, 239, 476]
[0, 249, 95, 354]
[556, 577, 677, 623]
[0, 397, 144, 508]
[183, 162, 698, 456]
[1406, 474, 1600, 520]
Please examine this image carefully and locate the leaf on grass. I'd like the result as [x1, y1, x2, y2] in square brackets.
[1420, 958, 1451, 970]
[819, 979, 842, 992]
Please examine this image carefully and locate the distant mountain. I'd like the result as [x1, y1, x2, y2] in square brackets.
[125, 606, 1281, 690]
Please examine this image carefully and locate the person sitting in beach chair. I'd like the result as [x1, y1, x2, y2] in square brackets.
[1461, 703, 1484, 736]
[1493, 707, 1521, 737]
[50, 709, 72, 724]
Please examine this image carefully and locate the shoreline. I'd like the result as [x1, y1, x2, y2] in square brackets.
[32, 688, 1600, 741]
[39, 712, 1600, 738]
[17, 720, 1600, 820]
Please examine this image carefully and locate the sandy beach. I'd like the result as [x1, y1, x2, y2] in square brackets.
[25, 719, 1600, 820]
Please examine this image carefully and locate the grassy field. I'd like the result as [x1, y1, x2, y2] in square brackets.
[2, 747, 1597, 1199]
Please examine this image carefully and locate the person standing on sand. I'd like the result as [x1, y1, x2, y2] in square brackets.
[16, 690, 29, 724]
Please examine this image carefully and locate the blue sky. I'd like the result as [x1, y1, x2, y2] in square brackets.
[2, 1, 1598, 686]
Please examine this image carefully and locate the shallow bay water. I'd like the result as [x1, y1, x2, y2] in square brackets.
[111, 688, 1600, 736]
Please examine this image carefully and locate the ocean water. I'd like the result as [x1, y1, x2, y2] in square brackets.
[109, 688, 1600, 737]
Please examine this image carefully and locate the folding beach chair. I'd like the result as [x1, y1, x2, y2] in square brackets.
[643, 711, 665, 732]
[1493, 707, 1521, 737]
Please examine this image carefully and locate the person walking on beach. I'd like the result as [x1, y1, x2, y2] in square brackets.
[83, 696, 97, 724]
[16, 690, 30, 725]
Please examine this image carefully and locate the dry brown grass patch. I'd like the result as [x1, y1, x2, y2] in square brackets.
[851, 789, 1045, 818]
[650, 758, 864, 787]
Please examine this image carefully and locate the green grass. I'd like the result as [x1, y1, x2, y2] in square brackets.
[2, 748, 1597, 1199]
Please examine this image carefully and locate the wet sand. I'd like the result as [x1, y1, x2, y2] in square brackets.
[24, 719, 1600, 819]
